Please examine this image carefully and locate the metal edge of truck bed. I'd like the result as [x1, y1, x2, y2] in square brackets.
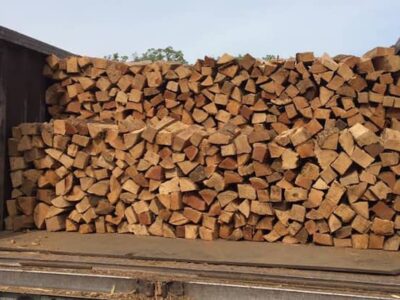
[0, 232, 399, 299]
[0, 250, 399, 299]
[0, 25, 72, 57]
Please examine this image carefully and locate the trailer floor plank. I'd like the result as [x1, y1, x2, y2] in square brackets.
[0, 231, 398, 275]
[0, 231, 399, 298]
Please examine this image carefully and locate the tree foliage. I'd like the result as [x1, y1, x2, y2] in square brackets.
[104, 53, 129, 62]
[236, 54, 278, 61]
[105, 46, 187, 64]
[263, 54, 278, 61]
[106, 48, 278, 64]
[133, 47, 187, 64]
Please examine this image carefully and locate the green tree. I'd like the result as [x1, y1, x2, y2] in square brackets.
[104, 53, 129, 62]
[263, 54, 278, 61]
[105, 47, 187, 64]
[236, 54, 280, 61]
[132, 46, 187, 64]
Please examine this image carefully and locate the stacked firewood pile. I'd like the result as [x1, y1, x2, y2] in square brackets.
[5, 46, 400, 250]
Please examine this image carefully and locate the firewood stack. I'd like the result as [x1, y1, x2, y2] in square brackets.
[5, 46, 400, 250]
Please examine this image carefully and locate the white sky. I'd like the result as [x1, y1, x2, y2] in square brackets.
[1, 0, 399, 62]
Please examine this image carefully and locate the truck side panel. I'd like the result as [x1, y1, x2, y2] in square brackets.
[0, 40, 49, 229]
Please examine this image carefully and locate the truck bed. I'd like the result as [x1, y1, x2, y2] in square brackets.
[0, 231, 399, 299]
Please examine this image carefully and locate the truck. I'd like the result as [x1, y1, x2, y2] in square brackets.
[0, 25, 399, 299]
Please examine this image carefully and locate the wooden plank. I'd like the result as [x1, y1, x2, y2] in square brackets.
[0, 231, 399, 275]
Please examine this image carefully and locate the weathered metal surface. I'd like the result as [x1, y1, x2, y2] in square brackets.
[0, 276, 396, 300]
[0, 26, 72, 57]
[0, 231, 399, 299]
[395, 38, 400, 55]
[0, 29, 70, 229]
[0, 251, 398, 299]
[184, 281, 397, 300]
[0, 41, 45, 228]
[0, 42, 5, 231]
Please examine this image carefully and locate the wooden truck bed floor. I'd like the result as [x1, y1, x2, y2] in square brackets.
[0, 231, 399, 274]
[0, 231, 398, 299]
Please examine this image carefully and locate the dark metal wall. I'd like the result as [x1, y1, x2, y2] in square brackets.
[0, 40, 50, 228]
[0, 26, 71, 229]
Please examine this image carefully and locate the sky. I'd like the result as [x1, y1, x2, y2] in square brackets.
[0, 0, 399, 62]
